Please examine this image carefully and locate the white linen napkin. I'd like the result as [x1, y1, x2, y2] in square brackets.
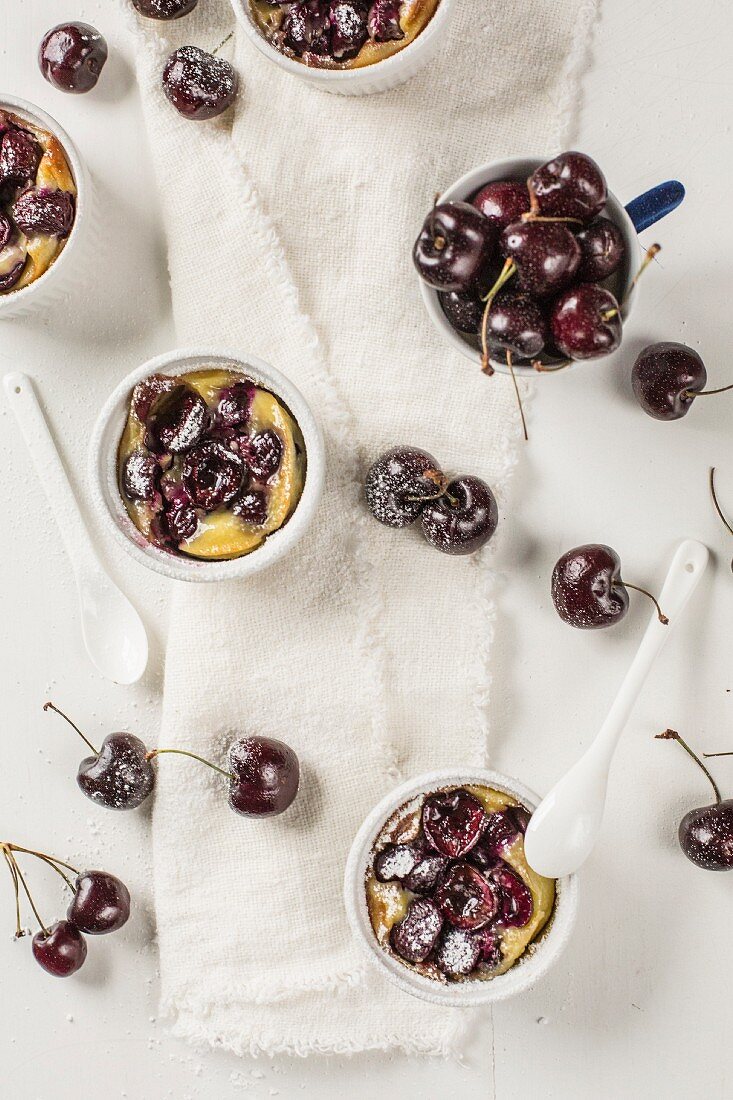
[121, 0, 597, 1057]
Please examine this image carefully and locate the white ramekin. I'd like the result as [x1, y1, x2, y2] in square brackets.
[0, 95, 93, 321]
[231, 0, 455, 95]
[344, 767, 579, 1006]
[419, 156, 640, 377]
[90, 348, 325, 583]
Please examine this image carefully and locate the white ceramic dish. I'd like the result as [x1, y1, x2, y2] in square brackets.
[418, 156, 640, 377]
[90, 348, 325, 583]
[0, 95, 92, 320]
[344, 767, 579, 1006]
[230, 0, 455, 96]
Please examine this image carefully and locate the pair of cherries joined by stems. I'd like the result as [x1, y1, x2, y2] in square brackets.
[2, 842, 130, 978]
[43, 703, 300, 818]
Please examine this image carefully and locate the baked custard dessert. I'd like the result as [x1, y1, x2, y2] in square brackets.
[0, 109, 77, 295]
[117, 367, 306, 561]
[249, 0, 439, 69]
[367, 784, 555, 982]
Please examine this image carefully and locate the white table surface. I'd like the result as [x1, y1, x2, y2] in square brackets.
[1, 2, 731, 1097]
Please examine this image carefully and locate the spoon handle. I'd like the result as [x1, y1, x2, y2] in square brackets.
[594, 539, 709, 756]
[524, 540, 708, 878]
[3, 372, 99, 578]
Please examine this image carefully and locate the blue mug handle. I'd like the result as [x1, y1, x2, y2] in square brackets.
[625, 180, 685, 232]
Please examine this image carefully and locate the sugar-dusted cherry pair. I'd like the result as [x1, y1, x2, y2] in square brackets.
[2, 840, 130, 978]
[364, 447, 498, 555]
[44, 703, 299, 818]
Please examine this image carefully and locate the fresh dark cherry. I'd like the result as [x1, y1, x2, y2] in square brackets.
[631, 342, 707, 421]
[182, 440, 245, 511]
[68, 871, 131, 934]
[248, 429, 284, 481]
[0, 128, 41, 186]
[489, 862, 533, 927]
[550, 283, 621, 360]
[389, 897, 443, 963]
[228, 736, 300, 817]
[39, 23, 108, 94]
[32, 921, 87, 977]
[78, 733, 155, 810]
[365, 446, 445, 529]
[435, 926, 482, 976]
[486, 290, 548, 360]
[421, 476, 498, 556]
[413, 202, 496, 292]
[422, 789, 486, 859]
[231, 489, 268, 526]
[330, 2, 369, 60]
[439, 289, 483, 335]
[147, 384, 207, 454]
[529, 151, 607, 223]
[472, 180, 530, 231]
[500, 220, 581, 298]
[576, 217, 625, 281]
[657, 730, 733, 871]
[435, 861, 499, 930]
[552, 544, 630, 629]
[162, 47, 239, 121]
[122, 451, 161, 503]
[132, 0, 199, 17]
[12, 190, 75, 237]
[216, 381, 254, 429]
[368, 0, 404, 41]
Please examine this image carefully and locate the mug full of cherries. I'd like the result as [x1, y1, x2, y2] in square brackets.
[413, 151, 683, 387]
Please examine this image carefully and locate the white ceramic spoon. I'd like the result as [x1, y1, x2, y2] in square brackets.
[524, 539, 709, 878]
[4, 372, 148, 685]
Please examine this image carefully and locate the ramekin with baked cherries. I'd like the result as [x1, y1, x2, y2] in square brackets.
[0, 103, 78, 300]
[345, 770, 578, 1005]
[92, 351, 324, 582]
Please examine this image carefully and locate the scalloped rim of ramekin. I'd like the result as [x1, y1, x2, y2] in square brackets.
[90, 348, 325, 583]
[418, 156, 641, 377]
[0, 94, 89, 315]
[344, 767, 579, 1006]
[230, 0, 455, 94]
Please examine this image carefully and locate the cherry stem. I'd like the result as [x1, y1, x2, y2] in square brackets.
[506, 350, 528, 442]
[533, 358, 571, 373]
[703, 751, 733, 758]
[43, 701, 98, 755]
[622, 243, 661, 307]
[601, 309, 619, 322]
[212, 31, 233, 56]
[656, 729, 722, 804]
[480, 259, 517, 374]
[145, 748, 234, 781]
[709, 467, 733, 537]
[2, 846, 49, 935]
[2, 849, 22, 937]
[6, 845, 78, 891]
[404, 469, 448, 503]
[683, 383, 733, 400]
[616, 581, 668, 624]
[521, 214, 584, 226]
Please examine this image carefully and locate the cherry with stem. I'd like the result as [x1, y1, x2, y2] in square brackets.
[656, 729, 733, 871]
